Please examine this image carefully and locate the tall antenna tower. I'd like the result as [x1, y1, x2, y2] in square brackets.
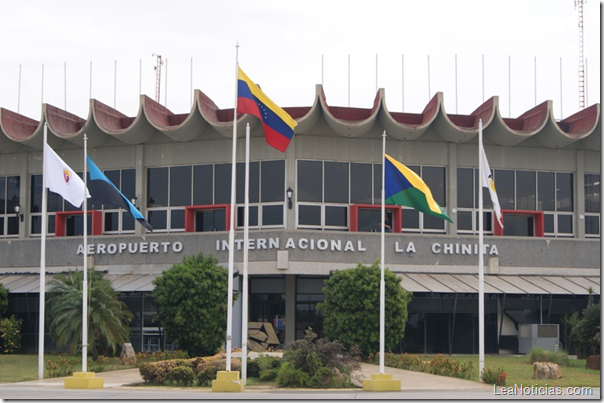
[575, 0, 586, 109]
[153, 54, 163, 103]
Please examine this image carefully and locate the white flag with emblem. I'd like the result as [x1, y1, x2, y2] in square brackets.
[480, 143, 503, 228]
[44, 143, 90, 208]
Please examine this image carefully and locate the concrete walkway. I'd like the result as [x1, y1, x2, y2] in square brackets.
[14, 363, 493, 391]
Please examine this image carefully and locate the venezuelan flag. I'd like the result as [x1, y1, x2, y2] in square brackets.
[384, 154, 452, 223]
[237, 67, 297, 152]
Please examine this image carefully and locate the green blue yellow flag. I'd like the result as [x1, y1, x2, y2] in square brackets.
[384, 154, 452, 223]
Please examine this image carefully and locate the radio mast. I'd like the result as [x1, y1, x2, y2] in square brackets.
[575, 0, 586, 109]
[153, 54, 163, 103]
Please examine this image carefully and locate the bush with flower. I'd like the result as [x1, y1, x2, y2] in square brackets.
[481, 367, 507, 386]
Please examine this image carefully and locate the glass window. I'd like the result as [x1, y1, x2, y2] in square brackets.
[585, 174, 600, 213]
[104, 212, 119, 231]
[544, 213, 555, 234]
[402, 208, 419, 230]
[236, 162, 259, 204]
[516, 171, 536, 210]
[297, 161, 322, 202]
[170, 166, 192, 207]
[101, 170, 121, 209]
[350, 163, 373, 204]
[298, 205, 321, 226]
[538, 172, 555, 211]
[325, 206, 347, 227]
[261, 160, 285, 202]
[148, 210, 167, 230]
[30, 175, 42, 213]
[6, 176, 19, 215]
[494, 170, 514, 210]
[424, 213, 445, 230]
[422, 166, 445, 207]
[557, 214, 573, 234]
[193, 164, 213, 205]
[457, 210, 473, 231]
[147, 167, 168, 207]
[556, 173, 573, 212]
[585, 215, 600, 235]
[237, 205, 258, 227]
[171, 209, 185, 229]
[0, 177, 5, 214]
[324, 162, 349, 203]
[457, 168, 474, 208]
[373, 164, 382, 205]
[214, 163, 231, 204]
[263, 205, 283, 226]
[121, 169, 136, 202]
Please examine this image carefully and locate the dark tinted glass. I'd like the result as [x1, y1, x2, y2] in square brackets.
[6, 216, 18, 235]
[556, 173, 573, 212]
[104, 212, 119, 231]
[236, 162, 259, 203]
[237, 205, 258, 227]
[102, 170, 121, 209]
[147, 167, 168, 207]
[557, 214, 572, 233]
[121, 169, 136, 202]
[350, 163, 372, 204]
[262, 205, 283, 226]
[214, 163, 231, 204]
[424, 213, 445, 230]
[261, 160, 285, 202]
[516, 171, 536, 210]
[402, 208, 419, 229]
[193, 164, 213, 205]
[298, 205, 321, 225]
[457, 210, 473, 230]
[324, 162, 349, 203]
[122, 211, 135, 230]
[170, 166, 192, 207]
[30, 175, 42, 213]
[148, 210, 167, 230]
[373, 164, 382, 205]
[585, 215, 600, 235]
[585, 174, 600, 213]
[297, 161, 322, 202]
[544, 213, 554, 233]
[538, 172, 555, 211]
[422, 166, 445, 206]
[6, 176, 19, 215]
[0, 177, 5, 214]
[457, 168, 473, 208]
[171, 209, 185, 229]
[325, 206, 347, 226]
[494, 170, 514, 210]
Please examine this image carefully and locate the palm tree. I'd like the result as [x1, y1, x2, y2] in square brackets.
[47, 270, 133, 360]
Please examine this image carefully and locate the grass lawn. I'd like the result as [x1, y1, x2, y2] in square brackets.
[420, 355, 600, 388]
[0, 354, 128, 383]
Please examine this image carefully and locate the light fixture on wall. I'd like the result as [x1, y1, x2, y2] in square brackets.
[14, 205, 24, 222]
[131, 197, 138, 208]
[286, 187, 293, 210]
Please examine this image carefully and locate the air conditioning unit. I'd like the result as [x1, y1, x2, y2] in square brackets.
[518, 324, 559, 354]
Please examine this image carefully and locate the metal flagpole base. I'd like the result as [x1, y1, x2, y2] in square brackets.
[362, 373, 401, 392]
[64, 372, 104, 389]
[211, 371, 245, 392]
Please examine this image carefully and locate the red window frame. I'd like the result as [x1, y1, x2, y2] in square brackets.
[349, 204, 402, 232]
[494, 209, 544, 237]
[184, 204, 231, 232]
[55, 210, 103, 237]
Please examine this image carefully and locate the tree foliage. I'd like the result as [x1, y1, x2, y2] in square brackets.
[575, 303, 600, 356]
[152, 253, 238, 357]
[317, 260, 412, 356]
[47, 270, 133, 359]
[0, 283, 8, 318]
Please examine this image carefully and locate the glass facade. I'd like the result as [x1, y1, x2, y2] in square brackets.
[0, 175, 20, 237]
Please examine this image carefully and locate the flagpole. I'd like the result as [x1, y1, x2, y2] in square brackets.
[38, 124, 49, 379]
[478, 119, 485, 378]
[82, 134, 88, 372]
[241, 122, 250, 384]
[380, 130, 386, 374]
[225, 44, 239, 372]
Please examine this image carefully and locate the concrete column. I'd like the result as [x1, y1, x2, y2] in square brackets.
[135, 145, 145, 235]
[576, 150, 585, 238]
[447, 143, 458, 235]
[285, 274, 296, 344]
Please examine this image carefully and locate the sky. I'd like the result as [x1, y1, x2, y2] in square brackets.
[0, 0, 600, 123]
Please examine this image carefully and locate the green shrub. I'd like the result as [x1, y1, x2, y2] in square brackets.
[527, 347, 571, 367]
[0, 315, 22, 354]
[138, 359, 194, 384]
[275, 362, 310, 387]
[168, 365, 196, 386]
[481, 367, 507, 386]
[246, 359, 261, 378]
[428, 354, 474, 380]
[277, 329, 361, 388]
[46, 356, 78, 378]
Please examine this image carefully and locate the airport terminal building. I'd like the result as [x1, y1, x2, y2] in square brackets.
[0, 85, 600, 355]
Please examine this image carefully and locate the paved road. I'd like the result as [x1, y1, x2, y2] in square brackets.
[0, 363, 599, 400]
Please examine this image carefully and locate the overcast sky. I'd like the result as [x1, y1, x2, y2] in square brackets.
[0, 0, 600, 123]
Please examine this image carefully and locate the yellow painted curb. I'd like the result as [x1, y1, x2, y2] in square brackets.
[362, 372, 401, 392]
[211, 370, 245, 392]
[64, 372, 104, 389]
